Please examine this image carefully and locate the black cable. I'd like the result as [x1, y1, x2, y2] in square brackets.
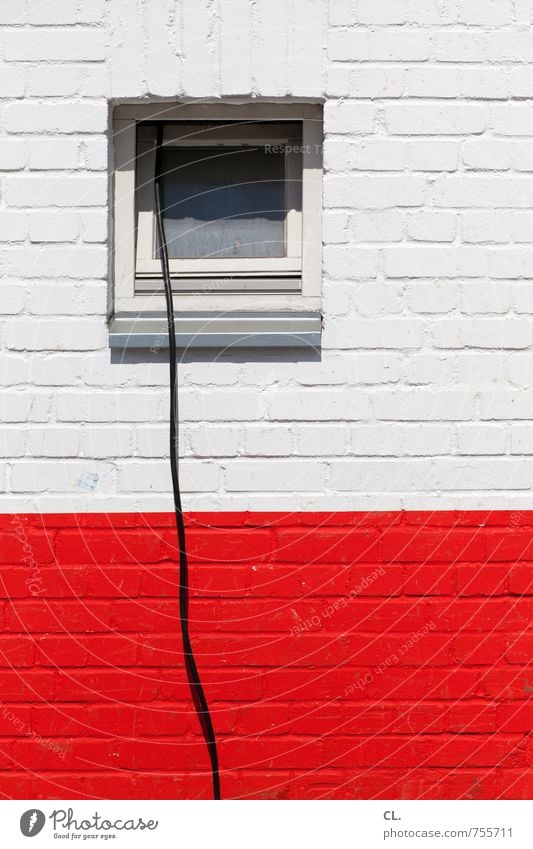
[153, 124, 221, 800]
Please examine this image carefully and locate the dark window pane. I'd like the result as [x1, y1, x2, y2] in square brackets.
[159, 146, 286, 258]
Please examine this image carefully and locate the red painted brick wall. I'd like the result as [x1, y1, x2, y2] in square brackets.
[0, 510, 531, 800]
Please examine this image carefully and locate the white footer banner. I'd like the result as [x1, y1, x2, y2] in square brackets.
[2, 800, 531, 848]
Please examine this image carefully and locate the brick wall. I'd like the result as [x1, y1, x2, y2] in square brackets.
[0, 511, 532, 800]
[2, 0, 533, 802]
[2, 0, 533, 510]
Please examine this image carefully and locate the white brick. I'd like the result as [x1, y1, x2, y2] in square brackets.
[348, 67, 405, 98]
[0, 428, 26, 457]
[455, 353, 508, 385]
[384, 246, 484, 278]
[29, 427, 80, 457]
[0, 1, 25, 24]
[295, 425, 347, 455]
[408, 140, 459, 172]
[29, 211, 79, 242]
[289, 0, 326, 96]
[324, 246, 380, 279]
[374, 389, 475, 421]
[1, 281, 25, 314]
[512, 212, 533, 242]
[325, 175, 426, 208]
[350, 211, 404, 242]
[1, 392, 51, 422]
[328, 0, 353, 25]
[268, 389, 371, 421]
[117, 460, 218, 492]
[433, 319, 531, 350]
[219, 0, 252, 94]
[322, 211, 348, 244]
[325, 318, 424, 349]
[78, 65, 109, 97]
[27, 65, 80, 96]
[142, 0, 181, 97]
[226, 460, 327, 491]
[461, 211, 512, 244]
[460, 282, 512, 314]
[407, 211, 457, 242]
[349, 424, 401, 456]
[190, 426, 242, 457]
[79, 210, 108, 243]
[432, 459, 532, 491]
[329, 29, 430, 62]
[6, 101, 107, 134]
[81, 427, 133, 459]
[10, 461, 115, 494]
[6, 175, 106, 208]
[0, 65, 26, 97]
[325, 101, 375, 134]
[511, 425, 533, 454]
[1, 246, 107, 279]
[512, 283, 533, 313]
[0, 353, 29, 386]
[404, 353, 454, 385]
[460, 68, 509, 99]
[453, 0, 513, 26]
[515, 1, 533, 22]
[180, 391, 263, 421]
[243, 426, 293, 456]
[432, 31, 489, 63]
[499, 351, 533, 387]
[295, 353, 401, 385]
[5, 318, 106, 351]
[350, 424, 454, 456]
[329, 459, 436, 491]
[435, 176, 533, 208]
[405, 281, 458, 313]
[347, 139, 408, 171]
[80, 137, 108, 170]
[135, 426, 171, 458]
[107, 0, 145, 94]
[512, 144, 533, 172]
[0, 139, 26, 171]
[27, 282, 84, 315]
[28, 137, 80, 169]
[352, 282, 403, 316]
[462, 139, 512, 171]
[457, 425, 506, 456]
[492, 103, 533, 136]
[406, 67, 461, 99]
[356, 0, 408, 24]
[57, 392, 163, 422]
[293, 356, 354, 385]
[5, 29, 106, 62]
[386, 103, 486, 135]
[351, 354, 402, 384]
[0, 213, 26, 243]
[28, 0, 106, 25]
[26, 354, 83, 386]
[510, 66, 533, 97]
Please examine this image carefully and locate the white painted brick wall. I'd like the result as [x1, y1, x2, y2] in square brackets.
[4, 0, 533, 511]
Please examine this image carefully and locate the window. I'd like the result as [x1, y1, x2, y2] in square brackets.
[111, 103, 323, 346]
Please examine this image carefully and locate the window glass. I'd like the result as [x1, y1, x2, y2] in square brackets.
[159, 146, 286, 259]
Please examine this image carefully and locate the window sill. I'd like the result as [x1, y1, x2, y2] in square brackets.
[108, 311, 322, 349]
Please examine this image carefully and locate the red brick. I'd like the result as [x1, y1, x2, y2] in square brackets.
[36, 634, 137, 667]
[0, 532, 54, 566]
[55, 531, 161, 565]
[275, 528, 380, 563]
[6, 600, 113, 633]
[457, 565, 510, 595]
